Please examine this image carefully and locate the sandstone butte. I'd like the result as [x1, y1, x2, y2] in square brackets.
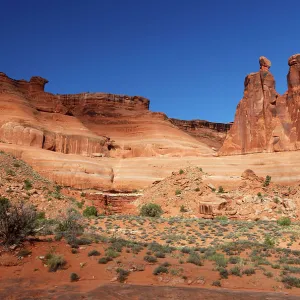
[219, 53, 300, 155]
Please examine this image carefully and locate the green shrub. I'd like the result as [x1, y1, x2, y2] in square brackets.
[13, 162, 21, 168]
[218, 186, 224, 193]
[263, 175, 271, 187]
[257, 192, 262, 197]
[175, 189, 182, 196]
[195, 187, 200, 192]
[88, 250, 100, 257]
[264, 235, 275, 247]
[144, 255, 157, 263]
[116, 268, 129, 283]
[212, 280, 221, 287]
[219, 268, 229, 279]
[277, 217, 291, 226]
[70, 272, 80, 282]
[187, 252, 202, 266]
[153, 265, 168, 275]
[17, 249, 32, 257]
[98, 257, 112, 264]
[179, 169, 184, 175]
[209, 253, 227, 268]
[180, 205, 187, 213]
[154, 251, 165, 258]
[105, 248, 119, 258]
[83, 206, 98, 217]
[55, 208, 83, 243]
[140, 203, 163, 218]
[24, 179, 32, 190]
[281, 275, 300, 288]
[45, 252, 66, 272]
[230, 266, 241, 277]
[243, 268, 256, 276]
[0, 197, 38, 245]
[228, 256, 240, 264]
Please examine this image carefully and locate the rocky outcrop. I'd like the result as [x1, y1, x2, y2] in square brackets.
[170, 118, 232, 150]
[219, 54, 300, 155]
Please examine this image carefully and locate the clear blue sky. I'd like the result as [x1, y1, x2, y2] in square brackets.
[1, 0, 299, 123]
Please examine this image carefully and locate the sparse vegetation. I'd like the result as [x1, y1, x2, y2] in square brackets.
[277, 217, 291, 226]
[218, 186, 224, 193]
[153, 265, 169, 275]
[0, 197, 38, 245]
[45, 251, 66, 272]
[180, 205, 188, 213]
[70, 272, 80, 282]
[83, 206, 98, 217]
[140, 203, 163, 218]
[175, 189, 182, 195]
[263, 175, 271, 187]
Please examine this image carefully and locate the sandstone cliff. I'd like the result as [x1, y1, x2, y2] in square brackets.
[219, 54, 300, 155]
[169, 118, 232, 150]
[0, 72, 214, 159]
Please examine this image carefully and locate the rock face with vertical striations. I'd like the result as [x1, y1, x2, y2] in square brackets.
[0, 72, 214, 158]
[219, 54, 300, 155]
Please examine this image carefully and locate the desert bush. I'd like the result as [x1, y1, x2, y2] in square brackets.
[105, 248, 120, 258]
[264, 235, 275, 248]
[218, 186, 224, 193]
[179, 169, 184, 175]
[45, 252, 66, 272]
[175, 189, 182, 195]
[230, 266, 241, 276]
[228, 256, 240, 264]
[243, 268, 256, 276]
[209, 253, 227, 268]
[116, 268, 129, 282]
[83, 206, 98, 217]
[23, 179, 32, 190]
[153, 265, 168, 275]
[154, 251, 165, 258]
[98, 257, 112, 264]
[277, 217, 291, 226]
[187, 252, 203, 266]
[70, 272, 80, 282]
[55, 208, 84, 243]
[180, 205, 188, 212]
[144, 255, 157, 263]
[88, 250, 100, 257]
[0, 197, 38, 245]
[140, 203, 163, 218]
[263, 175, 271, 187]
[219, 268, 229, 279]
[212, 280, 221, 287]
[281, 275, 300, 288]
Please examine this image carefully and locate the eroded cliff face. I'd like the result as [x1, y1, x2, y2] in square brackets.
[0, 72, 214, 159]
[169, 118, 232, 150]
[219, 54, 300, 155]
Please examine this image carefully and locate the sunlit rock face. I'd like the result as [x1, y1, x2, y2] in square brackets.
[219, 54, 300, 155]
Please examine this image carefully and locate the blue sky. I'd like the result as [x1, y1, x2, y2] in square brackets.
[1, 0, 299, 123]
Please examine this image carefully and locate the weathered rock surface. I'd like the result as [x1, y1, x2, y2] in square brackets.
[169, 118, 232, 150]
[0, 72, 214, 158]
[219, 54, 300, 155]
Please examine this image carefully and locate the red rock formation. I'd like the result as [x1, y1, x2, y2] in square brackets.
[219, 54, 300, 155]
[0, 72, 214, 158]
[169, 118, 232, 150]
